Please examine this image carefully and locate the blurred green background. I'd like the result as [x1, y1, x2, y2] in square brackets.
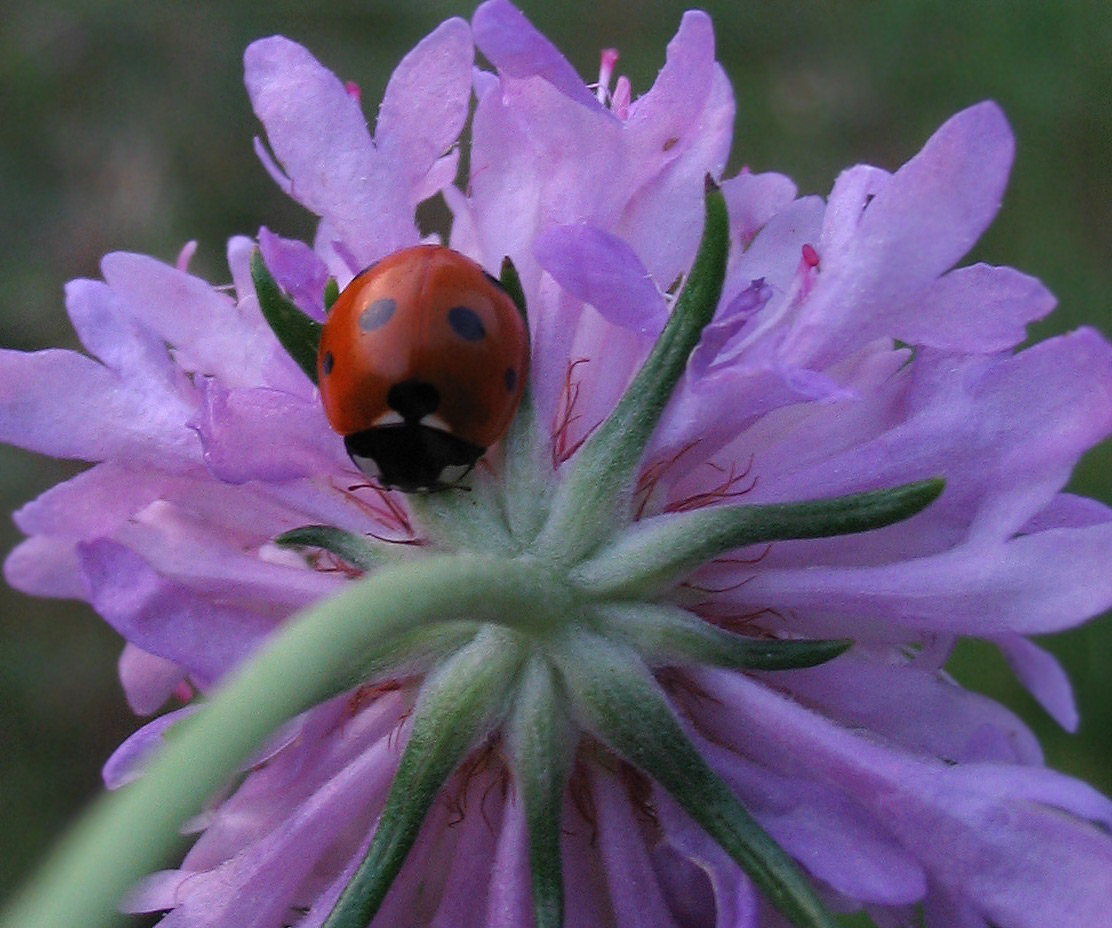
[1, 0, 1109, 923]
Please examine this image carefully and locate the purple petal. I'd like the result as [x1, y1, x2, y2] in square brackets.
[244, 36, 415, 265]
[698, 738, 927, 905]
[995, 634, 1078, 731]
[103, 706, 197, 789]
[721, 169, 798, 248]
[746, 329, 1112, 546]
[592, 764, 683, 927]
[118, 644, 186, 715]
[626, 12, 717, 151]
[100, 251, 278, 390]
[3, 535, 84, 599]
[901, 263, 1056, 352]
[765, 655, 1042, 765]
[534, 224, 668, 335]
[654, 791, 761, 928]
[13, 463, 172, 538]
[483, 798, 533, 928]
[472, 0, 601, 111]
[128, 725, 400, 925]
[104, 499, 342, 610]
[79, 539, 276, 685]
[695, 669, 1112, 928]
[619, 65, 734, 287]
[0, 348, 198, 467]
[65, 278, 184, 385]
[258, 228, 329, 321]
[375, 18, 473, 184]
[720, 521, 1112, 636]
[191, 380, 345, 485]
[789, 102, 1016, 365]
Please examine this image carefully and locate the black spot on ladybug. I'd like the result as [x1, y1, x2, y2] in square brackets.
[504, 367, 516, 392]
[322, 351, 334, 375]
[448, 306, 486, 342]
[359, 298, 396, 332]
[387, 379, 440, 422]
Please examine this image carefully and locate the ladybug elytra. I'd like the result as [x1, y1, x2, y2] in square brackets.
[318, 245, 529, 492]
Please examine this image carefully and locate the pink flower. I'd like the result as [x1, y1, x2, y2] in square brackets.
[4, 3, 1112, 927]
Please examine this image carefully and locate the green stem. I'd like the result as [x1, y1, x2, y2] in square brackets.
[0, 554, 572, 928]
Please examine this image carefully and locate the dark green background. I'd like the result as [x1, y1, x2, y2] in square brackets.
[1, 2, 1110, 924]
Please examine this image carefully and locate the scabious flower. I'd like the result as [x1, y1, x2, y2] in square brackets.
[4, 2, 1112, 927]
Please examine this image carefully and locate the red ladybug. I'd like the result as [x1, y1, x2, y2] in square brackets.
[318, 245, 529, 492]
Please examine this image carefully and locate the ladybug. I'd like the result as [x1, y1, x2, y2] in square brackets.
[318, 245, 529, 492]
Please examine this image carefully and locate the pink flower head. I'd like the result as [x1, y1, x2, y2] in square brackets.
[4, 4, 1112, 928]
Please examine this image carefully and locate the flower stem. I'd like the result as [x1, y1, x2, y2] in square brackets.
[0, 554, 572, 928]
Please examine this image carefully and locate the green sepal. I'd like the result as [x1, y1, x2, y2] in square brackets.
[499, 255, 528, 324]
[595, 602, 851, 671]
[572, 478, 945, 597]
[497, 254, 550, 542]
[506, 656, 577, 928]
[250, 249, 323, 384]
[324, 277, 340, 312]
[322, 627, 523, 928]
[554, 630, 839, 928]
[533, 181, 729, 566]
[408, 472, 517, 556]
[274, 524, 395, 571]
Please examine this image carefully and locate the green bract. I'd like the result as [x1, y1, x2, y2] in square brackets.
[0, 187, 944, 928]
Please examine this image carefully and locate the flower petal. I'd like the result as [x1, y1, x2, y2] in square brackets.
[695, 668, 1112, 928]
[472, 0, 601, 110]
[0, 348, 198, 467]
[118, 644, 186, 715]
[375, 18, 473, 189]
[790, 102, 1016, 365]
[244, 36, 415, 265]
[994, 633, 1078, 732]
[534, 224, 668, 335]
[191, 381, 344, 485]
[900, 263, 1055, 352]
[79, 539, 276, 685]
